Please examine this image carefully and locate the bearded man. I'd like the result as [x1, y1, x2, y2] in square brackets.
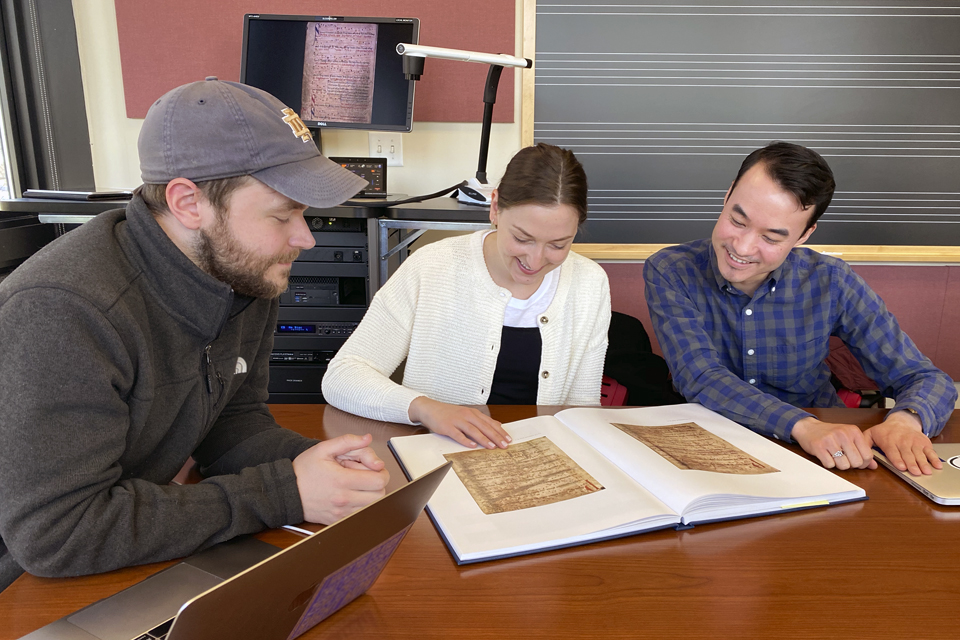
[0, 78, 387, 592]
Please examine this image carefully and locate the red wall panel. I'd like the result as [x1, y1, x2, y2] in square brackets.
[601, 261, 959, 380]
[600, 263, 663, 357]
[850, 265, 947, 364]
[936, 267, 960, 378]
[115, 1, 516, 123]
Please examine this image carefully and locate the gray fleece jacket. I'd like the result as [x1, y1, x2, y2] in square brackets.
[0, 195, 315, 591]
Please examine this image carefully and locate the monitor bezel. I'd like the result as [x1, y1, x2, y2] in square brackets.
[240, 13, 419, 133]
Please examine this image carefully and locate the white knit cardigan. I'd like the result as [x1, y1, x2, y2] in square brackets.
[321, 231, 612, 425]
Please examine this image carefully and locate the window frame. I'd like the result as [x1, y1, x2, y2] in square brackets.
[0, 0, 94, 195]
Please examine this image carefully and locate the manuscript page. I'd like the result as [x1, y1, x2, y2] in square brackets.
[302, 22, 377, 123]
[444, 437, 604, 515]
[557, 404, 865, 522]
[611, 422, 779, 474]
[390, 415, 678, 562]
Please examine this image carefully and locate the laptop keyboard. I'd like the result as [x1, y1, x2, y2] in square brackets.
[135, 618, 174, 640]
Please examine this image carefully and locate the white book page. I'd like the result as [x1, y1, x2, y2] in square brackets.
[390, 414, 680, 561]
[556, 404, 864, 520]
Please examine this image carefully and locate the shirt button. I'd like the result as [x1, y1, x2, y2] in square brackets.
[749, 378, 756, 384]
[541, 371, 550, 379]
[747, 349, 755, 356]
[539, 316, 549, 324]
[771, 286, 776, 292]
[745, 309, 753, 316]
[500, 292, 506, 297]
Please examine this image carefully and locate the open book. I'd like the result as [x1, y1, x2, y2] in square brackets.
[389, 404, 866, 564]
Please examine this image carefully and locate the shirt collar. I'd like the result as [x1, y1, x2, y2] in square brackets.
[705, 242, 728, 291]
[767, 258, 789, 287]
[706, 240, 789, 296]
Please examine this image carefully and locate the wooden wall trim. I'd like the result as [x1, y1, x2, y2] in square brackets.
[574, 243, 960, 264]
[521, 0, 536, 147]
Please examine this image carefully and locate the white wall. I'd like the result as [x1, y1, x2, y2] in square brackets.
[71, 0, 524, 196]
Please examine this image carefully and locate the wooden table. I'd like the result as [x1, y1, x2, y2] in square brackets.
[2, 405, 958, 639]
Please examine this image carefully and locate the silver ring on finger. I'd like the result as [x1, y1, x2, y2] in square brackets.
[833, 450, 845, 458]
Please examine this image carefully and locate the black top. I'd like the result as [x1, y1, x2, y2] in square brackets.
[487, 326, 542, 405]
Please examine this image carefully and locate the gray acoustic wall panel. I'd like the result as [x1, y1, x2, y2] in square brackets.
[534, 1, 960, 245]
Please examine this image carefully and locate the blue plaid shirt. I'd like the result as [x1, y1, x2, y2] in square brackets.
[644, 238, 957, 441]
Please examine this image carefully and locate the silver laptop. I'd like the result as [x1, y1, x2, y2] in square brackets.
[21, 462, 451, 640]
[875, 443, 960, 505]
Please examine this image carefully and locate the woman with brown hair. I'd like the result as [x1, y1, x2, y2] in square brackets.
[322, 143, 611, 449]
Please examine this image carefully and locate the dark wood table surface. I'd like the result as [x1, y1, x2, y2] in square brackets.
[2, 405, 958, 639]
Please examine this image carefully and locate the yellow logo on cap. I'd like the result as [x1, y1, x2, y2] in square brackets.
[281, 108, 311, 142]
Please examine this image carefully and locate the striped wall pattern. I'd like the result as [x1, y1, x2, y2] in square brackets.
[534, 2, 960, 245]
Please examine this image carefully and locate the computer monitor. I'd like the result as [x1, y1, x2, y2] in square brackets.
[240, 14, 419, 132]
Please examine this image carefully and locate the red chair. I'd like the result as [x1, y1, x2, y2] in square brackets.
[837, 388, 866, 409]
[826, 337, 884, 408]
[600, 376, 628, 406]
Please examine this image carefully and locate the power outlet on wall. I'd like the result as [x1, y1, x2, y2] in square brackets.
[368, 133, 403, 167]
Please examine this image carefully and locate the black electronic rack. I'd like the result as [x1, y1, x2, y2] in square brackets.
[268, 215, 369, 403]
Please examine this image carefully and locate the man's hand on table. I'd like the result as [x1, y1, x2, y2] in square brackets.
[792, 410, 940, 476]
[292, 433, 390, 524]
[865, 410, 941, 476]
[792, 416, 877, 471]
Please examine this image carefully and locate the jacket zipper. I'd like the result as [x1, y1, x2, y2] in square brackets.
[200, 293, 234, 427]
[203, 345, 223, 395]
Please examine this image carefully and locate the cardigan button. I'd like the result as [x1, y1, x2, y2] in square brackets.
[539, 315, 548, 324]
[541, 371, 550, 379]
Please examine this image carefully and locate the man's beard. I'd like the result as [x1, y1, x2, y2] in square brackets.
[195, 218, 300, 299]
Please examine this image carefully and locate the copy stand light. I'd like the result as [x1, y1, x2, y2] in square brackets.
[396, 43, 533, 206]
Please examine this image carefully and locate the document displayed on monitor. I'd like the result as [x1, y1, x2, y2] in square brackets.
[302, 22, 377, 124]
[241, 14, 418, 132]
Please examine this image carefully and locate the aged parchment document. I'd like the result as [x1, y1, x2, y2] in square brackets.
[611, 422, 779, 474]
[302, 22, 377, 123]
[444, 437, 604, 514]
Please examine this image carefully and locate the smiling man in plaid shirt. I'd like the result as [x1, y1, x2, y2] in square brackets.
[644, 142, 956, 477]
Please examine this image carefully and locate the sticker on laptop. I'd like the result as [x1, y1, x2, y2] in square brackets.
[286, 524, 412, 639]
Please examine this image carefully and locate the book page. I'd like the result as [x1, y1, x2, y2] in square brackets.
[444, 437, 604, 514]
[556, 405, 864, 521]
[302, 22, 377, 123]
[390, 415, 679, 561]
[611, 422, 778, 474]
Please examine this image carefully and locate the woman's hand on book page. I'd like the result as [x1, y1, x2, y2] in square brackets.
[866, 411, 941, 476]
[791, 417, 877, 471]
[408, 396, 512, 449]
[293, 434, 390, 524]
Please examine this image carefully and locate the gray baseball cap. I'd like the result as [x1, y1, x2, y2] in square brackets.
[138, 77, 368, 208]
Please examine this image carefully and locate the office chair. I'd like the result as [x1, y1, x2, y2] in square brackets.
[603, 312, 685, 407]
[825, 337, 885, 409]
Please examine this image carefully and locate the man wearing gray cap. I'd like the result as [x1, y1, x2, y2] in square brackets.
[0, 78, 382, 591]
